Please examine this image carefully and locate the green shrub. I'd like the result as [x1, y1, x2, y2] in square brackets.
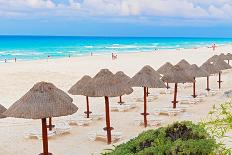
[201, 99, 232, 154]
[103, 121, 221, 155]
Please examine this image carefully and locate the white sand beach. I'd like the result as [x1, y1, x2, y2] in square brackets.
[0, 45, 232, 155]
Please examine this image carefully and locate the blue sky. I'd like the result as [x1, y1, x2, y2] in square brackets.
[1, 0, 232, 37]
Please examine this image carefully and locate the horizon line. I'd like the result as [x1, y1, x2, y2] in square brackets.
[0, 34, 232, 39]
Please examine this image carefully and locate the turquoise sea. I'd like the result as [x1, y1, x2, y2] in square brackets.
[0, 36, 232, 61]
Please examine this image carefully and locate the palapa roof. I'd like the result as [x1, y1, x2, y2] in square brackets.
[226, 53, 232, 60]
[161, 65, 194, 83]
[68, 75, 92, 95]
[185, 64, 210, 78]
[212, 59, 232, 70]
[114, 71, 131, 83]
[200, 62, 220, 74]
[207, 55, 221, 63]
[129, 65, 166, 88]
[145, 65, 162, 78]
[0, 104, 7, 118]
[219, 53, 228, 60]
[4, 82, 78, 119]
[157, 62, 173, 75]
[81, 69, 133, 97]
[114, 71, 132, 94]
[176, 59, 191, 69]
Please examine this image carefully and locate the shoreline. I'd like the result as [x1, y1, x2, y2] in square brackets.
[0, 43, 228, 64]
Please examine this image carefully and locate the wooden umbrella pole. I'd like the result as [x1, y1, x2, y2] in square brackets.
[206, 76, 210, 91]
[48, 117, 52, 131]
[104, 96, 112, 144]
[192, 77, 197, 98]
[118, 96, 124, 104]
[172, 83, 178, 109]
[167, 82, 170, 89]
[85, 96, 91, 118]
[146, 87, 149, 96]
[218, 72, 222, 89]
[228, 60, 230, 65]
[143, 87, 148, 127]
[41, 118, 50, 155]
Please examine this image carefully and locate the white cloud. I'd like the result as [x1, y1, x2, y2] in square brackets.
[0, 0, 232, 24]
[0, 0, 55, 9]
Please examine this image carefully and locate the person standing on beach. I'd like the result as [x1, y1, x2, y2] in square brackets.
[212, 43, 216, 51]
[112, 53, 117, 60]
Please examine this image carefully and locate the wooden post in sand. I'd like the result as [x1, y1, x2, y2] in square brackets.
[217, 72, 222, 89]
[41, 118, 52, 155]
[48, 117, 52, 131]
[146, 87, 149, 96]
[192, 77, 197, 98]
[166, 82, 170, 89]
[172, 83, 178, 109]
[84, 96, 92, 118]
[104, 96, 113, 144]
[118, 96, 124, 104]
[206, 76, 210, 91]
[141, 87, 149, 127]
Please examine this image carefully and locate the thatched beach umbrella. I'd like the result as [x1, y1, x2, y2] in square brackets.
[162, 65, 194, 108]
[157, 62, 173, 89]
[218, 53, 232, 64]
[0, 104, 7, 118]
[219, 53, 227, 60]
[68, 75, 92, 118]
[212, 59, 232, 89]
[157, 62, 173, 75]
[4, 82, 78, 155]
[114, 71, 131, 104]
[185, 64, 210, 98]
[226, 53, 232, 64]
[144, 65, 162, 95]
[200, 62, 220, 91]
[176, 59, 192, 69]
[207, 55, 220, 63]
[129, 65, 166, 127]
[81, 69, 132, 144]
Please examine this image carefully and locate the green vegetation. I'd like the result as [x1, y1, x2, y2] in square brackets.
[103, 99, 232, 155]
[201, 99, 232, 154]
[104, 121, 220, 155]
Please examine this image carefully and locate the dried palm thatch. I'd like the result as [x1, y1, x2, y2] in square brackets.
[224, 53, 232, 64]
[213, 59, 232, 70]
[162, 65, 194, 83]
[129, 65, 166, 88]
[129, 65, 165, 127]
[219, 53, 228, 60]
[157, 62, 173, 75]
[81, 69, 133, 97]
[0, 104, 7, 118]
[4, 81, 78, 119]
[68, 75, 92, 95]
[185, 64, 210, 78]
[81, 69, 132, 144]
[68, 75, 93, 118]
[162, 65, 194, 109]
[200, 62, 220, 74]
[185, 64, 210, 98]
[207, 55, 221, 63]
[176, 59, 191, 69]
[114, 71, 132, 101]
[145, 65, 162, 78]
[114, 71, 131, 83]
[226, 53, 232, 60]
